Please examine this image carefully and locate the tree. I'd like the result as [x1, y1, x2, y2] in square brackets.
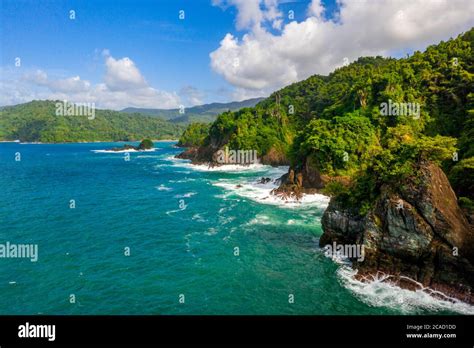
[138, 138, 154, 150]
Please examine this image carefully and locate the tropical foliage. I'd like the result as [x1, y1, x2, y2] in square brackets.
[177, 123, 210, 147]
[0, 100, 185, 142]
[181, 28, 474, 208]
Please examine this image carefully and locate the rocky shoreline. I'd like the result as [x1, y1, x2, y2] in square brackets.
[178, 144, 474, 305]
[109, 139, 154, 152]
[175, 145, 289, 166]
[319, 161, 474, 304]
[262, 157, 474, 305]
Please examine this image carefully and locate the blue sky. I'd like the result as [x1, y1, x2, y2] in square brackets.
[1, 0, 240, 100]
[1, 0, 473, 109]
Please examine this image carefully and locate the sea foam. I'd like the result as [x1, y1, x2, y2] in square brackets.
[92, 148, 157, 153]
[213, 179, 330, 209]
[331, 254, 474, 315]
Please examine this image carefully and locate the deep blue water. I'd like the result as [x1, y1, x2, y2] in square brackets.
[0, 142, 471, 315]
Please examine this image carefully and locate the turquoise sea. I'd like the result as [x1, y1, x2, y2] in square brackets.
[0, 141, 472, 315]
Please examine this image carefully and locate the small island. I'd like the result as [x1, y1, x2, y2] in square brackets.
[109, 138, 154, 152]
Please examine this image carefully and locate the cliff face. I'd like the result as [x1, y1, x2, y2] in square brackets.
[175, 145, 215, 164]
[320, 161, 474, 304]
[176, 145, 289, 166]
[272, 155, 350, 198]
[260, 146, 290, 166]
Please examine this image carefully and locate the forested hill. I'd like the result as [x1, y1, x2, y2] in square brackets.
[0, 100, 186, 142]
[179, 27, 474, 208]
[121, 97, 265, 124]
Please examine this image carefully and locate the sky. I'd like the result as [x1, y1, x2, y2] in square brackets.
[1, 0, 473, 110]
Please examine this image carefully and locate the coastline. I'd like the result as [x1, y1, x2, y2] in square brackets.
[0, 139, 178, 145]
[1, 140, 471, 313]
[1, 141, 472, 314]
[176, 154, 474, 312]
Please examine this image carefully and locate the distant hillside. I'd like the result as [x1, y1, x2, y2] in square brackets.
[0, 100, 186, 142]
[121, 97, 265, 123]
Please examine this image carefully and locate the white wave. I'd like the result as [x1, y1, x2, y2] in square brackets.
[165, 205, 187, 215]
[92, 148, 157, 153]
[168, 178, 197, 183]
[247, 214, 273, 225]
[213, 179, 330, 209]
[205, 227, 218, 236]
[336, 263, 474, 315]
[184, 233, 193, 252]
[219, 215, 236, 225]
[174, 192, 197, 198]
[166, 155, 187, 162]
[156, 184, 172, 191]
[192, 213, 207, 222]
[179, 162, 271, 173]
[167, 155, 291, 177]
[153, 164, 170, 169]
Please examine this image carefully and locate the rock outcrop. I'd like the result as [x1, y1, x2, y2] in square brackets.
[320, 161, 474, 304]
[175, 146, 213, 164]
[176, 145, 289, 166]
[109, 139, 154, 152]
[260, 146, 290, 166]
[272, 155, 350, 199]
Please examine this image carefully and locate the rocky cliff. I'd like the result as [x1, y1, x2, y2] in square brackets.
[271, 155, 350, 199]
[319, 161, 474, 304]
[176, 145, 289, 166]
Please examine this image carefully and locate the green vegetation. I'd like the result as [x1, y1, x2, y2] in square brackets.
[450, 157, 474, 199]
[138, 138, 154, 150]
[0, 100, 185, 142]
[292, 111, 379, 175]
[121, 97, 264, 124]
[181, 27, 474, 208]
[177, 123, 210, 147]
[206, 105, 293, 158]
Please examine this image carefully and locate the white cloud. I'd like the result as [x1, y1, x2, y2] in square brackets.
[2, 53, 182, 110]
[24, 71, 93, 93]
[210, 0, 474, 97]
[103, 56, 147, 91]
[49, 76, 91, 93]
[212, 0, 283, 30]
[179, 85, 205, 106]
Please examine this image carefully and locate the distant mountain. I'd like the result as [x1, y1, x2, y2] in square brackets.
[121, 97, 265, 123]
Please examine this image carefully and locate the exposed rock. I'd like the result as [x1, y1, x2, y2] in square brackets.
[296, 173, 303, 188]
[258, 177, 272, 184]
[320, 161, 474, 304]
[176, 142, 289, 167]
[260, 146, 290, 166]
[176, 147, 199, 160]
[109, 139, 154, 152]
[137, 139, 154, 150]
[109, 144, 145, 152]
[109, 144, 136, 151]
[301, 155, 325, 188]
[288, 169, 295, 184]
[271, 155, 350, 200]
[175, 145, 216, 165]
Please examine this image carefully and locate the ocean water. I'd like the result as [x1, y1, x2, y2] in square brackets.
[0, 141, 472, 315]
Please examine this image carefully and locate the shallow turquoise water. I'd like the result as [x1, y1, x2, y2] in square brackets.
[0, 142, 470, 315]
